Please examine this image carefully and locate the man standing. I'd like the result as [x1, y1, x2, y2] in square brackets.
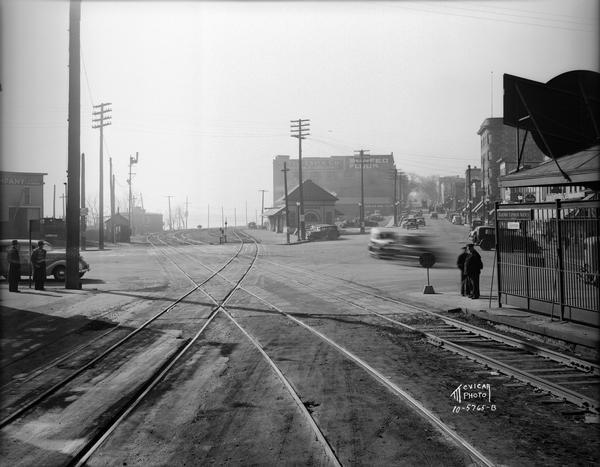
[7, 240, 21, 292]
[465, 243, 483, 299]
[31, 240, 47, 290]
[456, 246, 471, 296]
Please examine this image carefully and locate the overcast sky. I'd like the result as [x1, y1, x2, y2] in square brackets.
[1, 0, 598, 228]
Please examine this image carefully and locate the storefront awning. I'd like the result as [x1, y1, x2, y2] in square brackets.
[471, 200, 485, 213]
[500, 146, 599, 188]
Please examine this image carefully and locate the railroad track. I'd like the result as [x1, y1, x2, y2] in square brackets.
[0, 232, 249, 430]
[149, 231, 497, 467]
[73, 230, 341, 467]
[250, 253, 599, 415]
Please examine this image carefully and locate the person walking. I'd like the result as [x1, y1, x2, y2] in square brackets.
[465, 243, 483, 299]
[456, 246, 471, 296]
[31, 240, 47, 290]
[7, 240, 21, 292]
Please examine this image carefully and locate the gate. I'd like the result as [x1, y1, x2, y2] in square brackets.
[495, 199, 599, 327]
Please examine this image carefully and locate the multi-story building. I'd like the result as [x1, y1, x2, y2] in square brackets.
[273, 154, 397, 218]
[477, 118, 546, 208]
[438, 175, 465, 211]
[0, 171, 47, 238]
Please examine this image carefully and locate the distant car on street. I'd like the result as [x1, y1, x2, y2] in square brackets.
[429, 212, 438, 219]
[415, 216, 426, 226]
[0, 239, 90, 281]
[247, 222, 257, 229]
[307, 224, 340, 241]
[451, 215, 464, 225]
[401, 218, 418, 229]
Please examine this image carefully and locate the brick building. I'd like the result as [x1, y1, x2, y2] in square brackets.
[0, 171, 46, 238]
[273, 154, 396, 219]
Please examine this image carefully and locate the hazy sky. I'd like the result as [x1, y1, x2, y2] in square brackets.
[1, 0, 598, 228]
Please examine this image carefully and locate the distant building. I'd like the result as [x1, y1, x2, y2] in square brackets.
[273, 154, 396, 218]
[438, 175, 465, 211]
[0, 171, 47, 238]
[129, 206, 164, 235]
[477, 117, 545, 217]
[105, 213, 131, 242]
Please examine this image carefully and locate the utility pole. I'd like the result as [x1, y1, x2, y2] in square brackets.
[61, 183, 67, 219]
[282, 162, 290, 244]
[128, 152, 138, 236]
[258, 189, 268, 228]
[81, 153, 86, 250]
[207, 204, 210, 229]
[354, 149, 370, 233]
[185, 196, 190, 230]
[290, 118, 309, 240]
[53, 184, 56, 218]
[65, 0, 81, 289]
[467, 165, 472, 225]
[221, 206, 224, 228]
[166, 196, 173, 230]
[92, 101, 112, 250]
[109, 157, 115, 242]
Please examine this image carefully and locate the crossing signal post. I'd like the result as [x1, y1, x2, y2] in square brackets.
[290, 118, 310, 240]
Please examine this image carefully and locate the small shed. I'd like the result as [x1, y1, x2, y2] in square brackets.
[105, 212, 131, 242]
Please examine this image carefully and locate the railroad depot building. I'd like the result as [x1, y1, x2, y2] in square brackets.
[263, 179, 338, 233]
[0, 171, 47, 239]
[273, 154, 396, 219]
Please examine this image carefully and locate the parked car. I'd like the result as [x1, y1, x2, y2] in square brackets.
[401, 218, 418, 230]
[430, 212, 438, 219]
[307, 224, 340, 241]
[415, 217, 426, 226]
[470, 219, 484, 229]
[368, 228, 437, 263]
[247, 222, 257, 229]
[451, 215, 464, 225]
[468, 226, 495, 250]
[0, 239, 90, 281]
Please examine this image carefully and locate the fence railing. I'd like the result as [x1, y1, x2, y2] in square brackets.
[495, 199, 599, 326]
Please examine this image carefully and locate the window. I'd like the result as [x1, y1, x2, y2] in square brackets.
[23, 187, 31, 205]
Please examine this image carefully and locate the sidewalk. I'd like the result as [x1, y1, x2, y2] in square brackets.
[405, 290, 599, 359]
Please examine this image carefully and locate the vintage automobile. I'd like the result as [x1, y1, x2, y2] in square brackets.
[401, 218, 419, 230]
[368, 228, 437, 264]
[468, 226, 495, 250]
[451, 215, 464, 225]
[0, 239, 90, 281]
[415, 216, 426, 226]
[307, 224, 340, 241]
[429, 212, 438, 219]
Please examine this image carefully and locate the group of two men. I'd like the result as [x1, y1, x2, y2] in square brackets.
[7, 240, 47, 293]
[457, 243, 483, 299]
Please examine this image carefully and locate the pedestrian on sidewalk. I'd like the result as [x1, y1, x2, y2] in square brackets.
[456, 246, 471, 296]
[465, 243, 483, 299]
[7, 240, 21, 292]
[30, 240, 47, 290]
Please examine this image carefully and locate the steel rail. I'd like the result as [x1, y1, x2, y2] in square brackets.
[75, 231, 342, 467]
[253, 260, 599, 413]
[189, 245, 495, 467]
[0, 234, 245, 429]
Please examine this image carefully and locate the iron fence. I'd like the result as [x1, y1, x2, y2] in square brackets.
[496, 199, 599, 326]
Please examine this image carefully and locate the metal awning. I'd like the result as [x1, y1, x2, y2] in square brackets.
[262, 206, 286, 217]
[500, 146, 599, 188]
[471, 200, 485, 213]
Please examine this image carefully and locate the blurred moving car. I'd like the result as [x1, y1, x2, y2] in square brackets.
[0, 239, 90, 281]
[368, 228, 438, 264]
[401, 218, 418, 229]
[307, 224, 340, 241]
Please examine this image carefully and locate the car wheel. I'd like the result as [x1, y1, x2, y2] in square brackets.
[53, 265, 66, 281]
[480, 240, 492, 251]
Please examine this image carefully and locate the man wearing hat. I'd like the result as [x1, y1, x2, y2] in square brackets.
[31, 240, 47, 290]
[7, 240, 21, 292]
[456, 246, 471, 296]
[464, 243, 483, 299]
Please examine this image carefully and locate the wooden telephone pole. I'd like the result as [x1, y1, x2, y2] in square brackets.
[92, 102, 111, 250]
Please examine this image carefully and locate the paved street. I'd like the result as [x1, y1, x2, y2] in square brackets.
[1, 219, 598, 466]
